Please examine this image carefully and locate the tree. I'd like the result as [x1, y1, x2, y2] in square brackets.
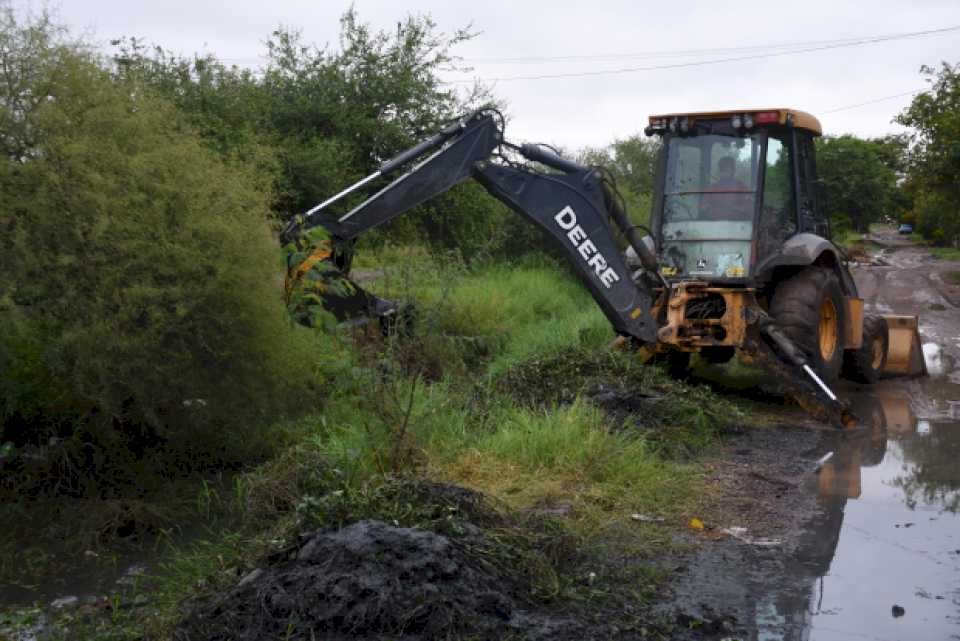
[579, 134, 660, 227]
[815, 135, 902, 233]
[896, 62, 960, 246]
[108, 10, 512, 261]
[0, 7, 329, 493]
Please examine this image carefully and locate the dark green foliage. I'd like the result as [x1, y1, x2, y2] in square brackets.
[497, 348, 742, 456]
[115, 9, 512, 262]
[816, 135, 904, 233]
[111, 39, 268, 160]
[0, 10, 331, 493]
[579, 134, 659, 228]
[897, 62, 960, 246]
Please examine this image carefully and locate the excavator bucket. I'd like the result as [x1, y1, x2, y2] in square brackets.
[881, 315, 927, 377]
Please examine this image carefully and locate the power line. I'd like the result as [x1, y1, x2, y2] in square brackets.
[459, 30, 941, 64]
[161, 24, 958, 71]
[447, 25, 960, 83]
[821, 89, 927, 114]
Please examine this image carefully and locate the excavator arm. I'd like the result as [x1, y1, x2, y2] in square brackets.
[281, 109, 659, 343]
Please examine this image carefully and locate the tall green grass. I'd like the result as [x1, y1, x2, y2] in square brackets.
[361, 252, 613, 377]
[431, 265, 611, 375]
[293, 376, 700, 541]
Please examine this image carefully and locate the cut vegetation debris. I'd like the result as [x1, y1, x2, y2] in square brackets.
[173, 479, 671, 641]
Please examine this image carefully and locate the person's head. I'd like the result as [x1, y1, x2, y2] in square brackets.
[717, 156, 736, 180]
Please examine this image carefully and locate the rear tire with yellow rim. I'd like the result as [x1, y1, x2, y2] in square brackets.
[770, 267, 847, 383]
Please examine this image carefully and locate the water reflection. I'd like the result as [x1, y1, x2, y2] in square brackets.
[764, 384, 960, 641]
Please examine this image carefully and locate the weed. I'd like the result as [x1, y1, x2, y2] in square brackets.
[497, 347, 742, 455]
[196, 480, 220, 519]
[435, 399, 699, 548]
[933, 247, 960, 261]
[834, 229, 865, 255]
[361, 255, 612, 377]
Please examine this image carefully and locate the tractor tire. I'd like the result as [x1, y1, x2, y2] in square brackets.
[842, 315, 888, 384]
[770, 267, 847, 383]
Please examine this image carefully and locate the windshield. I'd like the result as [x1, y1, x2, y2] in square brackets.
[659, 132, 764, 279]
[663, 133, 762, 223]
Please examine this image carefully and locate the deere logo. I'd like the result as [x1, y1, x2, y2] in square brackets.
[554, 206, 621, 289]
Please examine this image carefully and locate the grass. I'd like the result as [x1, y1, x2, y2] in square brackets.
[6, 256, 748, 639]
[297, 367, 710, 537]
[437, 399, 698, 548]
[834, 228, 864, 250]
[360, 250, 612, 377]
[904, 233, 960, 261]
[931, 247, 960, 261]
[431, 265, 611, 376]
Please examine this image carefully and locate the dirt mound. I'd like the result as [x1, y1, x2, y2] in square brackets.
[176, 519, 535, 641]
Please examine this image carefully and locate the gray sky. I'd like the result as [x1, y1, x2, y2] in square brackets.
[53, 0, 960, 150]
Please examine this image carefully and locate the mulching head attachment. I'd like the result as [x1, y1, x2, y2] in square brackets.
[282, 226, 398, 331]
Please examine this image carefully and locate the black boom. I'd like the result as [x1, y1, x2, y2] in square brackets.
[285, 110, 658, 344]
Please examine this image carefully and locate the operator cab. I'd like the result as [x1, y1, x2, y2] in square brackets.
[645, 109, 826, 283]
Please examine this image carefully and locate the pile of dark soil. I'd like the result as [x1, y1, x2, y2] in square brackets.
[175, 515, 593, 641]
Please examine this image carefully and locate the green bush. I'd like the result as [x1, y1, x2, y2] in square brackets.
[0, 15, 332, 490]
[113, 10, 516, 263]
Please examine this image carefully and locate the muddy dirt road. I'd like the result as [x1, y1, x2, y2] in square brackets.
[663, 232, 960, 641]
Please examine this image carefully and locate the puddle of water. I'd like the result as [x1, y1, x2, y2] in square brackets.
[737, 238, 960, 640]
[0, 481, 231, 610]
[763, 379, 960, 641]
[923, 343, 944, 376]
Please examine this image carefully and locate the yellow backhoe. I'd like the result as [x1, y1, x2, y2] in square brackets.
[280, 107, 926, 426]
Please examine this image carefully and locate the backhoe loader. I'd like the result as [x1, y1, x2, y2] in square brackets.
[280, 108, 926, 426]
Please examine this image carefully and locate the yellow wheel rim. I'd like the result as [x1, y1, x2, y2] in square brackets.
[871, 335, 885, 370]
[818, 299, 838, 362]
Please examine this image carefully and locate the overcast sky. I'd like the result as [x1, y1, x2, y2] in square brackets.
[50, 0, 960, 151]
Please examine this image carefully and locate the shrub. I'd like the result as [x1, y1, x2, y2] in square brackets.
[0, 12, 331, 492]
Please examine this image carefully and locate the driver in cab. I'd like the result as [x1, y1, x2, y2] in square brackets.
[701, 156, 752, 221]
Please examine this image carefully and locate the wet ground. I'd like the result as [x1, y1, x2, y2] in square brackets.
[4, 233, 959, 641]
[663, 231, 960, 641]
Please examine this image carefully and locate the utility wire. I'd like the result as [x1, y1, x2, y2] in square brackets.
[193, 24, 958, 69]
[460, 29, 952, 64]
[447, 25, 960, 83]
[821, 89, 927, 114]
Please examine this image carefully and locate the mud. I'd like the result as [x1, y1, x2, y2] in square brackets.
[652, 422, 827, 640]
[174, 480, 634, 641]
[176, 520, 528, 641]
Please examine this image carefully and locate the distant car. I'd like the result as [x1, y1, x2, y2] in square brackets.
[898, 224, 913, 234]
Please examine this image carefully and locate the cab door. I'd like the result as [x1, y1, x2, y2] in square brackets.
[795, 131, 829, 238]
